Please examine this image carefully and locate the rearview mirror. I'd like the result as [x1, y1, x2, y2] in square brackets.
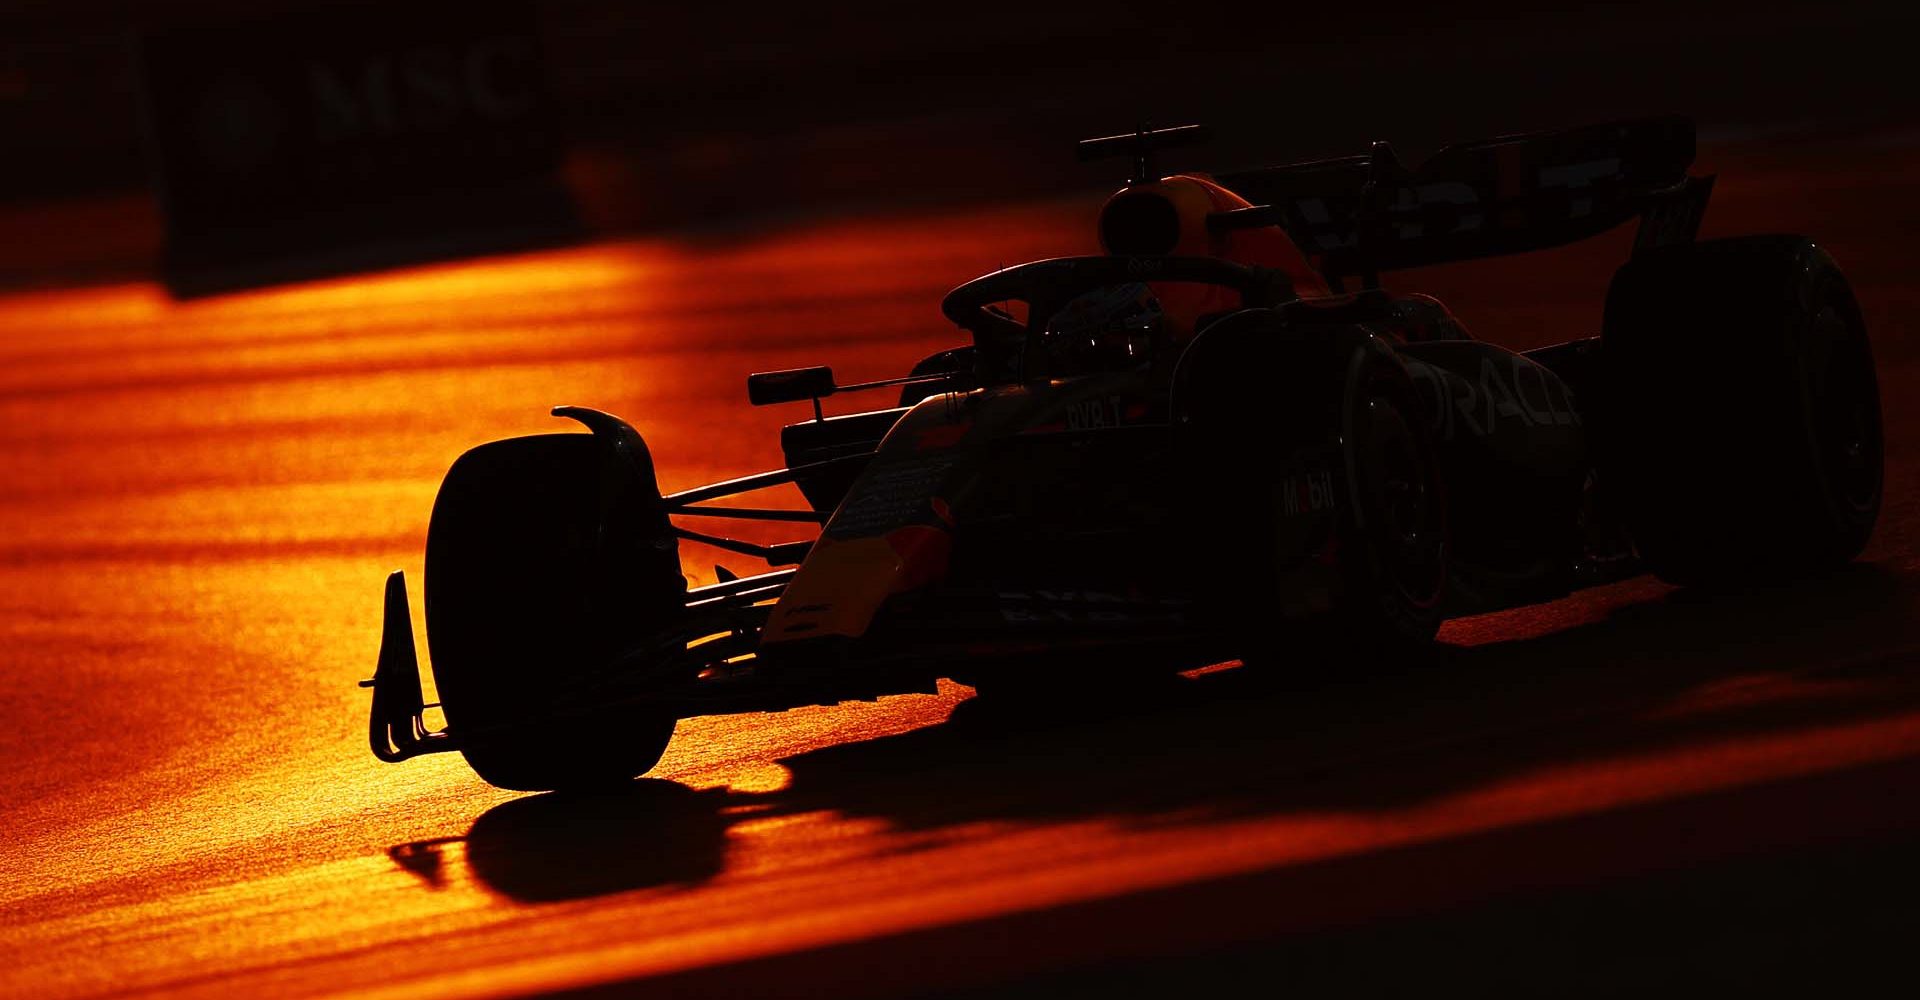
[747, 366, 836, 406]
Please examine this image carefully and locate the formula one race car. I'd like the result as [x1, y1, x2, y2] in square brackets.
[365, 118, 1882, 790]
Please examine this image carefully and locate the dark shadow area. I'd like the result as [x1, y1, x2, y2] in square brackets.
[552, 753, 1920, 998]
[918, 757, 1920, 997]
[972, 839, 1920, 996]
[158, 182, 583, 299]
[413, 559, 1919, 910]
[393, 780, 729, 902]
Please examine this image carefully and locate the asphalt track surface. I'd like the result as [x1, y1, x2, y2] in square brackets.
[4, 132, 1919, 996]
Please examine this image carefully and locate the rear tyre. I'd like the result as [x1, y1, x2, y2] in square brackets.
[426, 434, 683, 791]
[1600, 236, 1882, 587]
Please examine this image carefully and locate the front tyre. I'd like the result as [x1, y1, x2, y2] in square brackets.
[1600, 236, 1882, 586]
[426, 434, 683, 791]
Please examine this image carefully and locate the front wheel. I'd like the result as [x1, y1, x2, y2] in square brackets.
[426, 433, 685, 791]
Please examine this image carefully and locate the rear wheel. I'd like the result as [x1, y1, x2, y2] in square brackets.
[1600, 236, 1881, 586]
[426, 434, 684, 791]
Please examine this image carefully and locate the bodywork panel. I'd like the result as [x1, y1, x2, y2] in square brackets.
[762, 373, 1187, 648]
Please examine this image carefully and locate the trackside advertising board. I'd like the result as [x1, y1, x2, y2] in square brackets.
[139, 2, 576, 295]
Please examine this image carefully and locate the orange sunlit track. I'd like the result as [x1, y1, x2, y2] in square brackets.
[4, 136, 1920, 998]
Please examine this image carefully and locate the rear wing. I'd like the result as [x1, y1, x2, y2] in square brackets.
[1215, 116, 1712, 282]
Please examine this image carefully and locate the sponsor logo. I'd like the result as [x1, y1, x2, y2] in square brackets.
[1065, 395, 1125, 431]
[1282, 469, 1336, 516]
[1406, 354, 1581, 440]
[140, 4, 562, 291]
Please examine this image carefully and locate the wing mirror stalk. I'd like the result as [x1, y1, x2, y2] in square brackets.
[747, 365, 959, 421]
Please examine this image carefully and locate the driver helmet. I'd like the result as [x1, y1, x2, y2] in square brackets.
[1039, 282, 1165, 375]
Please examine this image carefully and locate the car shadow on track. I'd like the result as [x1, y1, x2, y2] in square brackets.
[395, 561, 1920, 903]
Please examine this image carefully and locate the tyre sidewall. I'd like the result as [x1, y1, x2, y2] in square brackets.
[426, 434, 681, 790]
[1600, 236, 1882, 585]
